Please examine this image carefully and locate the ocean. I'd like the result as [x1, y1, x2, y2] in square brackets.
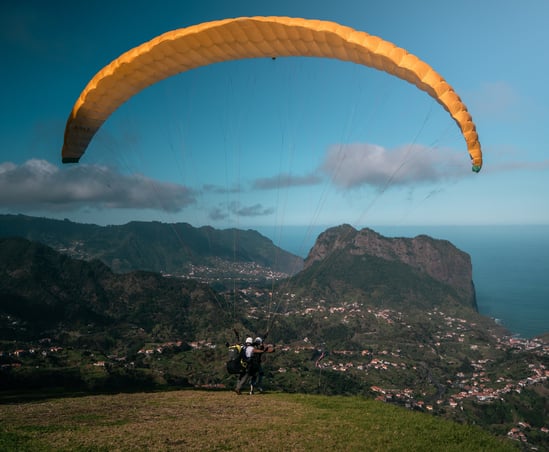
[257, 224, 549, 339]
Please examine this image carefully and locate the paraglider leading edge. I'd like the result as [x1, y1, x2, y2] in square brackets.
[61, 16, 483, 173]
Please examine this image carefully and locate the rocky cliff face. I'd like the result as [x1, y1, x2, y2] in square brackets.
[305, 225, 477, 309]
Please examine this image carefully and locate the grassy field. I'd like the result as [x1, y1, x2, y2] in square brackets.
[0, 390, 517, 451]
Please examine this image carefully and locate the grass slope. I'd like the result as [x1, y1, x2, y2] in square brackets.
[0, 390, 517, 451]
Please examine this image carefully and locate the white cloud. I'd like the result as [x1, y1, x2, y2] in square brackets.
[231, 202, 274, 217]
[202, 183, 241, 194]
[208, 201, 274, 221]
[0, 159, 196, 212]
[252, 172, 322, 190]
[320, 143, 469, 189]
[208, 206, 228, 221]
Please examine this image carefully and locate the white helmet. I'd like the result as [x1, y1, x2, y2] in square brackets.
[254, 337, 263, 345]
[245, 337, 253, 345]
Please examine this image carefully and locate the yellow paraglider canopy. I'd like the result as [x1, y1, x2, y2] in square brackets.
[62, 16, 482, 172]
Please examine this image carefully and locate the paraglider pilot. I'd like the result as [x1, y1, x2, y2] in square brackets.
[234, 335, 274, 395]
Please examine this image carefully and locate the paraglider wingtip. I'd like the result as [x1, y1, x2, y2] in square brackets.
[472, 164, 482, 173]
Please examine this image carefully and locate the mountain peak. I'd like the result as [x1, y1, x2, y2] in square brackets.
[304, 224, 476, 309]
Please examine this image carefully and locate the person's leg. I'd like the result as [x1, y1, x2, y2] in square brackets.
[249, 370, 258, 394]
[235, 372, 249, 394]
[256, 368, 264, 392]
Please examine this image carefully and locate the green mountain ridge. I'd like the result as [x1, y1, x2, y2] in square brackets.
[0, 237, 231, 342]
[0, 214, 303, 277]
[290, 247, 468, 312]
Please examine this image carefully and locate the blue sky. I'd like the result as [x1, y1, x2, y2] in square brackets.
[1, 0, 549, 233]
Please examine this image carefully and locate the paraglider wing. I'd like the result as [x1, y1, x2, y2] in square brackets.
[62, 16, 482, 172]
